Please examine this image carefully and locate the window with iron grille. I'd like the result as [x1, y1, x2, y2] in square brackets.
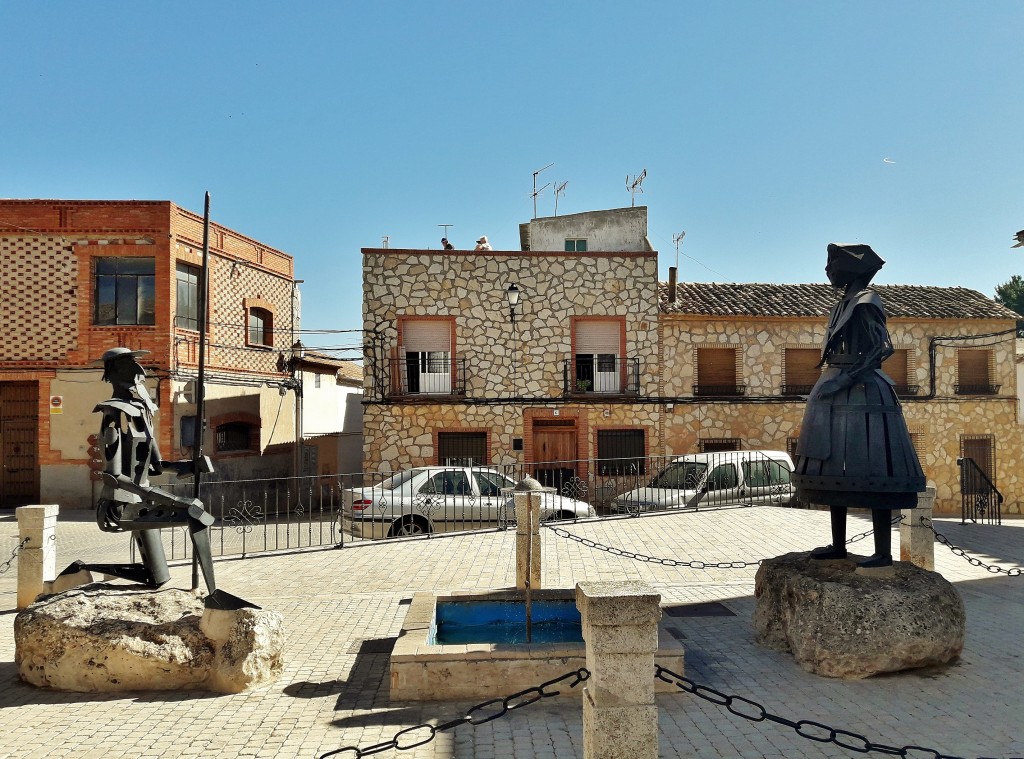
[956, 349, 996, 394]
[216, 422, 254, 452]
[596, 429, 645, 475]
[786, 437, 799, 461]
[783, 348, 820, 395]
[695, 347, 742, 395]
[699, 438, 740, 453]
[94, 257, 156, 325]
[437, 431, 487, 465]
[175, 263, 200, 330]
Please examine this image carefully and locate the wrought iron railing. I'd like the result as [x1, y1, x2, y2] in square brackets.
[562, 357, 640, 396]
[693, 384, 746, 397]
[780, 383, 815, 396]
[954, 383, 1000, 395]
[957, 456, 1003, 525]
[387, 356, 467, 397]
[125, 452, 802, 558]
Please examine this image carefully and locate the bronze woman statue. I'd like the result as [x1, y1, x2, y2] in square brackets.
[793, 243, 925, 570]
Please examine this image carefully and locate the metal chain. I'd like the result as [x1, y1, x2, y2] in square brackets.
[316, 668, 590, 758]
[543, 515, 899, 570]
[921, 517, 1024, 577]
[655, 665, 1023, 759]
[0, 537, 29, 575]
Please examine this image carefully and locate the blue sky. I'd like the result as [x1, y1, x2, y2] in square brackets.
[2, 2, 1022, 354]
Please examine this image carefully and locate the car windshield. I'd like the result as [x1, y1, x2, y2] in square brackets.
[649, 462, 707, 489]
[376, 470, 417, 490]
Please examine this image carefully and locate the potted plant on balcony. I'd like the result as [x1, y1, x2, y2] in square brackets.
[575, 379, 592, 392]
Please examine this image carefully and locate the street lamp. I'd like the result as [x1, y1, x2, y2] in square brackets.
[506, 283, 521, 324]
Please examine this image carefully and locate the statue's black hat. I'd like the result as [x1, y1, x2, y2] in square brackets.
[826, 243, 885, 278]
[97, 347, 150, 380]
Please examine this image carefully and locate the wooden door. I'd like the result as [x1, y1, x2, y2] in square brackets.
[531, 424, 578, 492]
[0, 382, 39, 508]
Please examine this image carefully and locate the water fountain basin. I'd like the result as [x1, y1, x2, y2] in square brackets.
[390, 588, 685, 701]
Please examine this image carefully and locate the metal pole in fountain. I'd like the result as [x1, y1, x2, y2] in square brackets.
[511, 476, 553, 643]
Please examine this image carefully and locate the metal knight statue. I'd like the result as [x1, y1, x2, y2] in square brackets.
[793, 244, 926, 570]
[59, 347, 254, 609]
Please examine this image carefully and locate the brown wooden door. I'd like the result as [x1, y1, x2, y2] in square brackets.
[531, 425, 578, 492]
[0, 382, 39, 508]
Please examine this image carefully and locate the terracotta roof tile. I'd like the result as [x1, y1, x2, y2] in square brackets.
[659, 282, 1021, 321]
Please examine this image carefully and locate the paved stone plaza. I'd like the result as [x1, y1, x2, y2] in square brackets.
[1, 506, 1022, 759]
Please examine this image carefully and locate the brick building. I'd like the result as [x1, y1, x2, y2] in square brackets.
[0, 200, 299, 508]
[361, 207, 1022, 515]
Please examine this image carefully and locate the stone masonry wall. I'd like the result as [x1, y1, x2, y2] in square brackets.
[362, 250, 660, 400]
[663, 316, 1022, 515]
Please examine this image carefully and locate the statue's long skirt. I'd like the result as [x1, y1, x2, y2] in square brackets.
[793, 367, 925, 509]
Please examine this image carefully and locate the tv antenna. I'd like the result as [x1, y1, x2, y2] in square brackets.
[532, 162, 554, 219]
[553, 181, 568, 216]
[626, 169, 647, 207]
[672, 231, 686, 270]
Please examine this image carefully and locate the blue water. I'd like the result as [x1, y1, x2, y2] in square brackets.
[433, 599, 583, 645]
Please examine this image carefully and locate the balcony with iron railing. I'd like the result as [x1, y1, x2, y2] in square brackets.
[563, 356, 641, 396]
[693, 383, 746, 397]
[780, 383, 815, 396]
[387, 356, 467, 398]
[954, 383, 1001, 396]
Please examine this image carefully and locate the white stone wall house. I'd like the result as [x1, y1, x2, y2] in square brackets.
[362, 245, 660, 487]
[359, 204, 1022, 515]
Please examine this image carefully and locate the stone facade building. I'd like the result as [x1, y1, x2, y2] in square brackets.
[361, 208, 1022, 516]
[0, 200, 300, 508]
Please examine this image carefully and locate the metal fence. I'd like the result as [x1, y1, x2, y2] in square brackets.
[121, 451, 802, 561]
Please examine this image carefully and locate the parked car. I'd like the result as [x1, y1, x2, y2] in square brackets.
[340, 466, 594, 539]
[610, 450, 796, 514]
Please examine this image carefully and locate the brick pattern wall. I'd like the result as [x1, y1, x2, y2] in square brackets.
[0, 237, 79, 361]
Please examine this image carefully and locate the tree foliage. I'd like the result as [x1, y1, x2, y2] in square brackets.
[994, 274, 1024, 335]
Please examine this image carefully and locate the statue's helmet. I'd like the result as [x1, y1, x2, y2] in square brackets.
[99, 347, 150, 381]
[826, 243, 885, 286]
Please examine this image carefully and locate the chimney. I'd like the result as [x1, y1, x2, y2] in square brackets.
[668, 266, 677, 303]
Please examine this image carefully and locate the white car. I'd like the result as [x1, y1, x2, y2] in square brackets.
[610, 450, 796, 514]
[341, 466, 594, 538]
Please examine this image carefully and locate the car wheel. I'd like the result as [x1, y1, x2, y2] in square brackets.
[545, 510, 576, 522]
[388, 516, 431, 537]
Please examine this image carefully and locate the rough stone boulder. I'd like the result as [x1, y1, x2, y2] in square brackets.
[15, 583, 284, 693]
[753, 552, 964, 679]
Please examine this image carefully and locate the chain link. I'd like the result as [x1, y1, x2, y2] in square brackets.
[921, 517, 1024, 577]
[0, 537, 30, 575]
[543, 515, 899, 570]
[316, 668, 589, 758]
[655, 665, 1023, 759]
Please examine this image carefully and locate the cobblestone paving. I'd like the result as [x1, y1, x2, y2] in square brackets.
[1, 507, 1022, 758]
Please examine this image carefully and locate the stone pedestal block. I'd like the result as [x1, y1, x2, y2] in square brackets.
[15, 584, 284, 693]
[577, 581, 661, 759]
[901, 485, 936, 571]
[515, 491, 542, 591]
[16, 505, 59, 610]
[754, 552, 964, 679]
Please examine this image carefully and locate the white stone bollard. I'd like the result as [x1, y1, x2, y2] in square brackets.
[901, 485, 936, 571]
[576, 580, 661, 759]
[16, 505, 59, 610]
[515, 490, 542, 591]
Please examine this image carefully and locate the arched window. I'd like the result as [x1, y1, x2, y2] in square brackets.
[247, 307, 272, 347]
